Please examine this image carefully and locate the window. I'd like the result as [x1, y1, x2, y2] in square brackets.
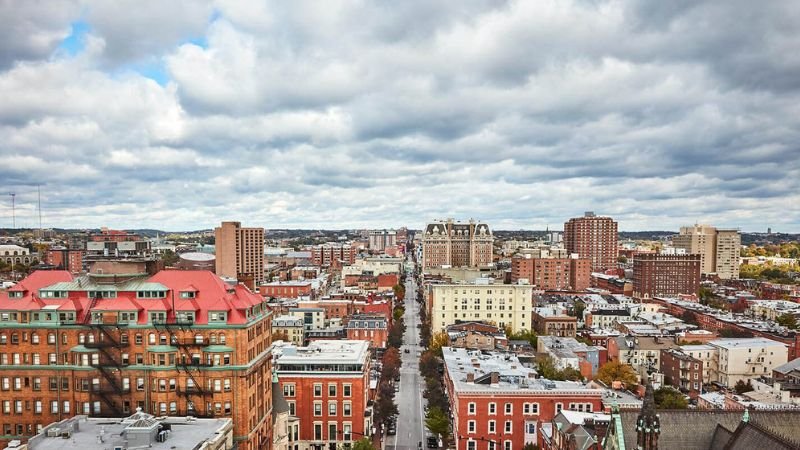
[467, 441, 476, 450]
[328, 384, 337, 397]
[314, 384, 322, 397]
[505, 403, 512, 414]
[468, 402, 476, 415]
[489, 420, 496, 433]
[328, 401, 337, 416]
[556, 403, 563, 413]
[314, 402, 322, 416]
[47, 333, 56, 344]
[284, 384, 295, 397]
[489, 402, 496, 414]
[468, 421, 476, 433]
[343, 401, 351, 417]
[343, 384, 351, 397]
[314, 424, 323, 440]
[504, 441, 511, 450]
[31, 333, 39, 344]
[504, 421, 512, 433]
[51, 401, 59, 414]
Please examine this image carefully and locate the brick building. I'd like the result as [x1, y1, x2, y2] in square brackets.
[510, 256, 590, 291]
[310, 244, 357, 267]
[563, 213, 618, 272]
[660, 349, 704, 393]
[214, 221, 265, 288]
[344, 314, 388, 349]
[274, 341, 373, 450]
[0, 268, 274, 450]
[259, 281, 313, 299]
[44, 248, 84, 274]
[443, 347, 603, 450]
[632, 254, 701, 299]
[421, 219, 493, 269]
[533, 308, 578, 338]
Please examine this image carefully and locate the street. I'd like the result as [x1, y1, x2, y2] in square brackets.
[387, 259, 426, 450]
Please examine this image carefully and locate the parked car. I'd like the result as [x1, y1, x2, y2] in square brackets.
[427, 436, 439, 448]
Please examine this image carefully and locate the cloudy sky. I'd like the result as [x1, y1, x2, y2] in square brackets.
[1, 1, 799, 232]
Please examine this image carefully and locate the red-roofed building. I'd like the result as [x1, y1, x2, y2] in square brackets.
[0, 269, 274, 450]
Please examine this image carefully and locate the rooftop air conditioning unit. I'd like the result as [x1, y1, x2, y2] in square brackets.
[47, 428, 61, 437]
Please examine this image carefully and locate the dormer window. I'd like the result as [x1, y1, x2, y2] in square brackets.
[180, 291, 196, 299]
[8, 292, 23, 299]
[209, 312, 227, 322]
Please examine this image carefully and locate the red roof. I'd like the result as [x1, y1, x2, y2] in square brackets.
[0, 270, 264, 326]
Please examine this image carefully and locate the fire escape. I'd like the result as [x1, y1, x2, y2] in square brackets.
[86, 311, 130, 417]
[154, 317, 214, 417]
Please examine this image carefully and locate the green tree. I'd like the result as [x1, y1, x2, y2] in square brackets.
[680, 310, 698, 325]
[617, 255, 628, 263]
[698, 286, 714, 303]
[424, 407, 450, 444]
[654, 387, 688, 409]
[595, 361, 637, 387]
[734, 379, 754, 394]
[423, 377, 448, 412]
[352, 438, 375, 450]
[393, 306, 405, 321]
[419, 351, 439, 380]
[776, 313, 798, 329]
[160, 249, 180, 266]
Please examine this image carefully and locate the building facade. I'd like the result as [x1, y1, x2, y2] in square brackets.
[310, 244, 358, 267]
[510, 256, 591, 291]
[709, 338, 788, 387]
[421, 219, 493, 269]
[274, 341, 373, 450]
[273, 315, 306, 345]
[631, 254, 701, 299]
[672, 225, 741, 279]
[563, 213, 618, 272]
[442, 347, 603, 450]
[214, 221, 265, 288]
[533, 308, 578, 338]
[660, 349, 704, 393]
[368, 230, 397, 252]
[429, 281, 534, 334]
[344, 314, 388, 349]
[0, 268, 274, 450]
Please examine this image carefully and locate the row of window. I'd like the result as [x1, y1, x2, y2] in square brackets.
[311, 401, 353, 417]
[312, 422, 355, 441]
[467, 401, 593, 415]
[0, 330, 227, 347]
[282, 383, 353, 398]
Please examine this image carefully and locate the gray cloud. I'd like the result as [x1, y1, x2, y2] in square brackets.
[0, 0, 799, 232]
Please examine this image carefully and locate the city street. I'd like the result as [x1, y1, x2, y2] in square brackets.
[387, 259, 427, 450]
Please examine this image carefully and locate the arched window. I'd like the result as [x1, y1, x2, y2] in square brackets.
[219, 333, 226, 344]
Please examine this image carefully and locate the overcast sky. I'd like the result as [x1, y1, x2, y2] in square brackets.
[1, 1, 799, 232]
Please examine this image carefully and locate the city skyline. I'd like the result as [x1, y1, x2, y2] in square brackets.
[2, 1, 799, 232]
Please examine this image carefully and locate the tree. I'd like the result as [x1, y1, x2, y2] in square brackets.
[776, 313, 798, 330]
[424, 377, 448, 412]
[617, 255, 628, 263]
[393, 307, 405, 321]
[654, 387, 688, 409]
[420, 351, 439, 380]
[734, 379, 754, 394]
[536, 355, 562, 380]
[160, 249, 180, 266]
[698, 286, 714, 303]
[393, 283, 406, 300]
[424, 407, 450, 444]
[680, 310, 698, 325]
[375, 393, 398, 424]
[381, 348, 401, 382]
[428, 331, 450, 357]
[271, 330, 289, 342]
[388, 320, 405, 349]
[352, 438, 375, 450]
[595, 361, 637, 387]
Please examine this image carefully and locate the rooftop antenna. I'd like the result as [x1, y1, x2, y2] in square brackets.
[37, 185, 42, 240]
[8, 193, 15, 229]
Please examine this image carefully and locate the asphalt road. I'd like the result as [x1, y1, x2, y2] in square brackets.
[387, 259, 427, 450]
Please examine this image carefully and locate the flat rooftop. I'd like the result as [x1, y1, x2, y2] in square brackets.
[709, 337, 788, 349]
[275, 340, 369, 365]
[442, 347, 598, 394]
[21, 413, 230, 450]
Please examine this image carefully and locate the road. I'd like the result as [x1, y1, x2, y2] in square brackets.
[387, 258, 427, 450]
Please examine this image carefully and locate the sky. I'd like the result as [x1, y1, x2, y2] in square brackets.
[1, 0, 799, 233]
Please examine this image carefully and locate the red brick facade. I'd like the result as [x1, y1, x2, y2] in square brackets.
[563, 214, 618, 272]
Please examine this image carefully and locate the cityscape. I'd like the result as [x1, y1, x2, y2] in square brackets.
[2, 2, 800, 450]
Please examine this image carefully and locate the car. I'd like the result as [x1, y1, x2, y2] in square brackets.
[394, 384, 400, 392]
[404, 348, 410, 353]
[387, 427, 396, 436]
[427, 436, 439, 448]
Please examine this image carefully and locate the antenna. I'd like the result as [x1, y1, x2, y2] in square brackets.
[37, 185, 42, 239]
[8, 193, 15, 229]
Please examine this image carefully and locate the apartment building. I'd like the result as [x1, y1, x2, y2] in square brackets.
[310, 244, 358, 267]
[215, 221, 265, 288]
[510, 256, 590, 291]
[344, 314, 388, 349]
[273, 315, 305, 345]
[368, 230, 397, 252]
[680, 344, 718, 385]
[429, 280, 533, 334]
[274, 341, 373, 450]
[709, 338, 788, 387]
[563, 212, 618, 272]
[532, 307, 578, 338]
[672, 225, 741, 279]
[442, 347, 603, 450]
[607, 336, 678, 382]
[421, 219, 493, 269]
[631, 254, 701, 298]
[0, 268, 274, 450]
[660, 349, 704, 393]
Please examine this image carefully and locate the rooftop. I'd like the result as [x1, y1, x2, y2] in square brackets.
[16, 412, 230, 450]
[274, 340, 370, 366]
[709, 337, 788, 350]
[442, 347, 599, 394]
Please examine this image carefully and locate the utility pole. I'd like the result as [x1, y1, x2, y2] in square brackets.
[8, 192, 15, 229]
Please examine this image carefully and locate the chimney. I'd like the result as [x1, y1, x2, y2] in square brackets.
[490, 372, 499, 384]
[466, 373, 475, 382]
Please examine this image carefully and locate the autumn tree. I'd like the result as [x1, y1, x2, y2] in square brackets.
[428, 331, 450, 357]
[419, 351, 440, 380]
[654, 386, 688, 409]
[381, 348, 402, 382]
[595, 361, 637, 387]
[352, 438, 376, 450]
